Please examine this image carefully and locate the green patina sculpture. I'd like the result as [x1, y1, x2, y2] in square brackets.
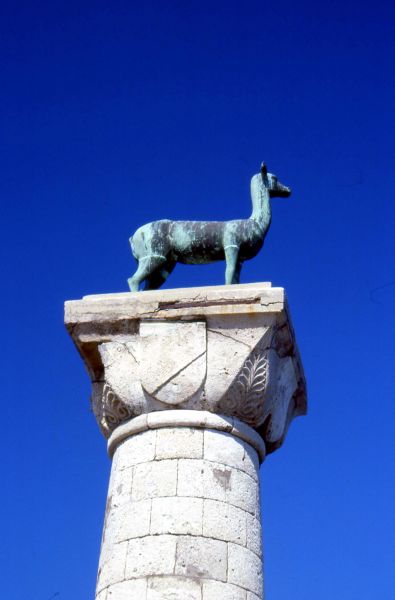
[128, 162, 291, 291]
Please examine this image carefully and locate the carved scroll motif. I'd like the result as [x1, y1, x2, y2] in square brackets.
[91, 383, 135, 438]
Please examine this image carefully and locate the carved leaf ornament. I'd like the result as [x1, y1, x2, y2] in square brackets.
[238, 353, 267, 397]
[237, 352, 268, 423]
[219, 349, 269, 426]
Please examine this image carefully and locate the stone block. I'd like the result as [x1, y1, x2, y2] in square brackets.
[177, 459, 228, 502]
[116, 499, 151, 542]
[150, 497, 203, 536]
[203, 499, 246, 546]
[246, 513, 262, 557]
[108, 449, 119, 486]
[98, 509, 118, 568]
[228, 543, 263, 596]
[175, 536, 227, 582]
[116, 429, 156, 470]
[155, 427, 203, 460]
[108, 465, 133, 509]
[107, 579, 147, 599]
[204, 430, 259, 480]
[96, 541, 128, 592]
[95, 589, 107, 600]
[204, 430, 246, 470]
[202, 580, 247, 600]
[230, 419, 266, 464]
[125, 535, 177, 578]
[132, 459, 177, 501]
[241, 440, 260, 479]
[147, 576, 202, 600]
[227, 468, 258, 515]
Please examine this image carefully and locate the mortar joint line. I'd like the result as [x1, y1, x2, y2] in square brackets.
[113, 567, 260, 595]
[119, 454, 259, 483]
[123, 540, 128, 580]
[153, 428, 158, 460]
[111, 531, 261, 559]
[148, 498, 153, 536]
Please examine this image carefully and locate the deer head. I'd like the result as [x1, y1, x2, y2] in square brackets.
[261, 162, 291, 198]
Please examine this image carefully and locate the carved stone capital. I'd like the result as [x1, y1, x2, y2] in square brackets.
[65, 283, 306, 455]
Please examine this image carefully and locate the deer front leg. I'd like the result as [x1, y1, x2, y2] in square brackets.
[224, 244, 240, 285]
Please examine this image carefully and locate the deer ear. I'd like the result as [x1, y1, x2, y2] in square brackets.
[261, 162, 267, 175]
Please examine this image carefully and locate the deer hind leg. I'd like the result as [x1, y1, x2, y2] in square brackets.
[234, 260, 243, 284]
[224, 245, 241, 285]
[127, 255, 167, 291]
[143, 259, 176, 290]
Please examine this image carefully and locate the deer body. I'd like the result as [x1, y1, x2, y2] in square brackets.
[128, 163, 290, 291]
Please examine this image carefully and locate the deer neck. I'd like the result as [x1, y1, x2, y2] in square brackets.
[250, 174, 271, 231]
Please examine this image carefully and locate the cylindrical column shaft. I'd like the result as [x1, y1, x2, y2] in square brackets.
[96, 419, 264, 599]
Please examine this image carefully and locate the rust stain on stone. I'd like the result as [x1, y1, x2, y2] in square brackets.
[213, 467, 232, 490]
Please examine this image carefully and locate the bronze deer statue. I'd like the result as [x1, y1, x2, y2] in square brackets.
[127, 162, 291, 291]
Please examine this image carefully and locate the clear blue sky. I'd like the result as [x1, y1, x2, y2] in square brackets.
[1, 1, 394, 598]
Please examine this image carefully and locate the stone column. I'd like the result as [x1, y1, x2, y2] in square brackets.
[65, 283, 306, 600]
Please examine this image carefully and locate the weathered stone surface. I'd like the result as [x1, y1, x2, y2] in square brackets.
[175, 536, 227, 582]
[228, 543, 263, 596]
[107, 465, 132, 509]
[242, 440, 261, 481]
[177, 459, 228, 502]
[116, 429, 156, 469]
[132, 459, 177, 501]
[140, 321, 206, 405]
[115, 499, 151, 542]
[96, 541, 128, 592]
[204, 430, 259, 480]
[227, 469, 259, 515]
[202, 580, 247, 600]
[147, 576, 202, 600]
[203, 499, 247, 546]
[125, 535, 177, 579]
[156, 427, 203, 460]
[204, 429, 245, 468]
[65, 282, 276, 323]
[246, 512, 262, 557]
[107, 579, 147, 599]
[97, 510, 118, 568]
[150, 497, 203, 536]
